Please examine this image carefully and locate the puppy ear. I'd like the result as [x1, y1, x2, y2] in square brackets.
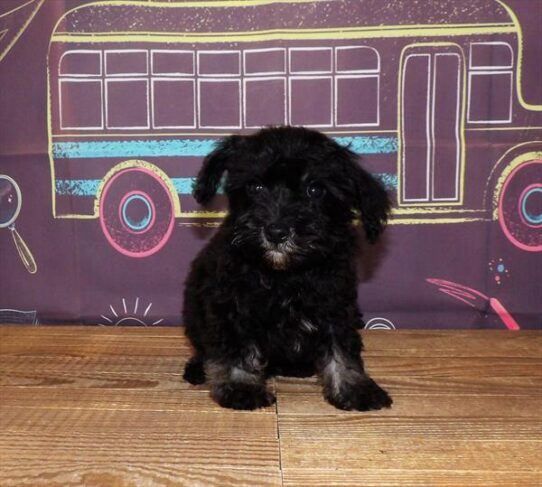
[338, 147, 391, 244]
[193, 135, 242, 205]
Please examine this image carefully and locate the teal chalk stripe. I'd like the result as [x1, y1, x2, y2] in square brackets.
[172, 177, 225, 195]
[56, 178, 200, 196]
[171, 177, 196, 195]
[335, 136, 398, 154]
[53, 139, 218, 159]
[52, 136, 397, 159]
[55, 179, 100, 196]
[55, 174, 396, 197]
[375, 173, 398, 191]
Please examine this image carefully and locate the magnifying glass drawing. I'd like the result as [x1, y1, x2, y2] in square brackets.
[0, 175, 37, 274]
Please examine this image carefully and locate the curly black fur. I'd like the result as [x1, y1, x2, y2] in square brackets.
[183, 126, 392, 411]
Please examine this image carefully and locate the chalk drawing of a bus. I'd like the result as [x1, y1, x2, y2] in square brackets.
[47, 0, 542, 257]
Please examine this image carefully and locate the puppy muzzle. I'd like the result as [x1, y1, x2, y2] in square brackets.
[260, 228, 298, 270]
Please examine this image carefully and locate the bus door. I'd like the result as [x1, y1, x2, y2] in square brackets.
[399, 45, 464, 205]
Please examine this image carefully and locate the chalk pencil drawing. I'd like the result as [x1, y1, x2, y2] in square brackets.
[427, 278, 521, 330]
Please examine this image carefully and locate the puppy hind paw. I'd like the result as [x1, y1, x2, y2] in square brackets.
[213, 383, 276, 410]
[183, 357, 206, 385]
[326, 378, 393, 412]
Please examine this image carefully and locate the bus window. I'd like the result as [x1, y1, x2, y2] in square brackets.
[244, 48, 286, 76]
[152, 79, 196, 129]
[58, 50, 103, 130]
[468, 42, 513, 124]
[290, 47, 332, 74]
[105, 50, 149, 129]
[469, 42, 513, 70]
[151, 50, 194, 76]
[198, 51, 240, 77]
[289, 77, 333, 127]
[151, 51, 195, 129]
[105, 50, 148, 76]
[336, 46, 379, 73]
[289, 48, 333, 127]
[198, 51, 241, 128]
[59, 50, 102, 77]
[105, 78, 149, 129]
[402, 54, 431, 202]
[335, 46, 380, 126]
[244, 78, 287, 128]
[59, 79, 103, 130]
[244, 49, 287, 128]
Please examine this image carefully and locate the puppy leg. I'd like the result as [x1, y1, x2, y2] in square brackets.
[317, 333, 392, 412]
[183, 355, 206, 385]
[207, 349, 276, 410]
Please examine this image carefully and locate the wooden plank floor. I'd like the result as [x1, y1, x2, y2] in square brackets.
[1, 327, 541, 486]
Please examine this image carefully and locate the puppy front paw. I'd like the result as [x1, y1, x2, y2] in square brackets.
[212, 382, 276, 410]
[183, 357, 206, 385]
[325, 377, 393, 412]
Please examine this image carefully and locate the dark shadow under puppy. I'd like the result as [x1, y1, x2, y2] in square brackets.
[182, 126, 392, 411]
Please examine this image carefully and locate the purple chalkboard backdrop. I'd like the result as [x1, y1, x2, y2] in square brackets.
[0, 0, 540, 329]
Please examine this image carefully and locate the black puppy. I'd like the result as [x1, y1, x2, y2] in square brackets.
[182, 126, 392, 411]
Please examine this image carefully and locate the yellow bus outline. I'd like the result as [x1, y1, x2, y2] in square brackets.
[496, 0, 542, 112]
[51, 23, 517, 44]
[46, 0, 541, 226]
[487, 147, 542, 220]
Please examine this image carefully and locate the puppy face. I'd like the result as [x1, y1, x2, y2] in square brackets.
[230, 157, 337, 270]
[194, 126, 390, 270]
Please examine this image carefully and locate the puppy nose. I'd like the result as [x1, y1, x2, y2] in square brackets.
[265, 224, 289, 244]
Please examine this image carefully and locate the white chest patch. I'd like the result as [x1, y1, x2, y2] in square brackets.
[266, 250, 289, 269]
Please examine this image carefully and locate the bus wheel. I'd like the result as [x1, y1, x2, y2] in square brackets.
[99, 167, 175, 257]
[498, 160, 542, 252]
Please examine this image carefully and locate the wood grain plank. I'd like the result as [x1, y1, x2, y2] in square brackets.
[274, 374, 542, 395]
[0, 405, 278, 438]
[1, 387, 277, 414]
[0, 464, 282, 487]
[0, 353, 185, 374]
[3, 329, 540, 357]
[3, 354, 540, 377]
[277, 392, 542, 417]
[282, 469, 542, 486]
[278, 416, 542, 440]
[0, 431, 279, 469]
[0, 336, 193, 356]
[0, 369, 187, 390]
[362, 331, 542, 358]
[361, 355, 542, 377]
[2, 326, 541, 487]
[0, 327, 282, 485]
[279, 438, 542, 471]
[0, 325, 182, 338]
[5, 368, 540, 395]
[0, 371, 276, 400]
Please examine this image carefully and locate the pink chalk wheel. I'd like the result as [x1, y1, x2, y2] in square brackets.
[498, 160, 542, 252]
[99, 167, 175, 257]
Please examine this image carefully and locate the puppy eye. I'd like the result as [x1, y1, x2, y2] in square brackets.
[307, 182, 325, 199]
[248, 183, 265, 195]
